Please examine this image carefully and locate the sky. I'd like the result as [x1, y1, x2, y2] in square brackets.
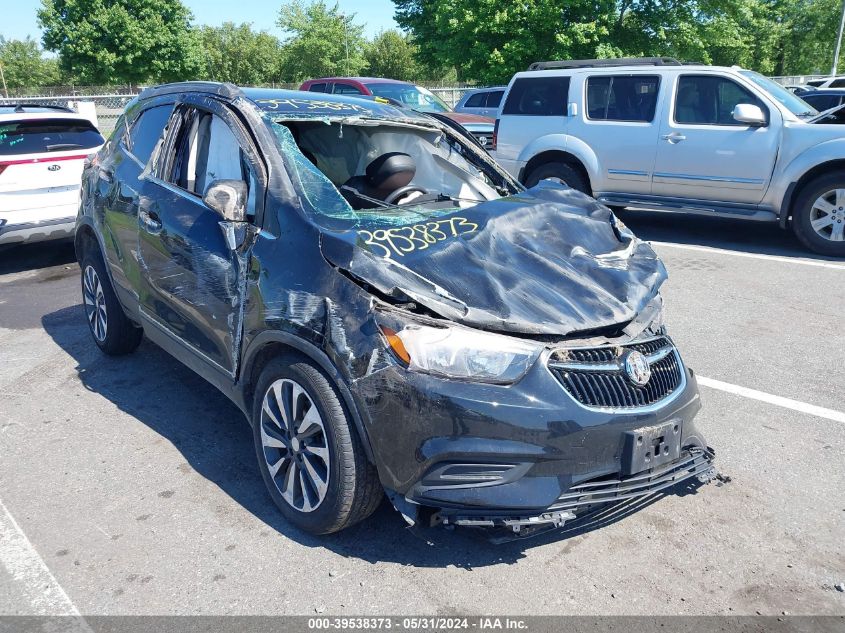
[3, 0, 400, 42]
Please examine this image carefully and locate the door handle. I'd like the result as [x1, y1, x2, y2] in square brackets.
[661, 132, 687, 144]
[139, 208, 162, 234]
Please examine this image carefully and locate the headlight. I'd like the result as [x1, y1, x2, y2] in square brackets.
[379, 322, 541, 384]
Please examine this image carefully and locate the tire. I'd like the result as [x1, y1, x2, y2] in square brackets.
[80, 250, 143, 355]
[252, 356, 383, 534]
[524, 161, 590, 195]
[792, 172, 845, 257]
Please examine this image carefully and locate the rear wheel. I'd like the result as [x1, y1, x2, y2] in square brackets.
[252, 357, 382, 534]
[524, 161, 590, 195]
[792, 173, 845, 256]
[80, 251, 143, 355]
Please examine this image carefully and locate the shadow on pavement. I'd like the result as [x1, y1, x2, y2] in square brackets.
[617, 209, 843, 262]
[42, 303, 706, 567]
[0, 239, 77, 275]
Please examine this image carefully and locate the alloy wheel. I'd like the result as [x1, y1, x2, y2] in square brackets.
[260, 378, 331, 512]
[809, 189, 845, 242]
[83, 265, 108, 342]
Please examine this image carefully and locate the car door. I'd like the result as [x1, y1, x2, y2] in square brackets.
[137, 99, 259, 376]
[96, 102, 174, 297]
[332, 82, 364, 96]
[651, 74, 779, 205]
[460, 91, 487, 115]
[573, 73, 662, 195]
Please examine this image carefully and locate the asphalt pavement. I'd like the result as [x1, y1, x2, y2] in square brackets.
[0, 212, 843, 616]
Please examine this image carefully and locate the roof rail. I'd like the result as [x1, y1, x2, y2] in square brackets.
[528, 57, 682, 71]
[138, 81, 242, 101]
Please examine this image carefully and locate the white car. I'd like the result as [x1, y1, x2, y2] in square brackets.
[806, 76, 845, 89]
[0, 104, 104, 245]
[493, 58, 845, 256]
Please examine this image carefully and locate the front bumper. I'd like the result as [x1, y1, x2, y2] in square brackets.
[353, 343, 712, 526]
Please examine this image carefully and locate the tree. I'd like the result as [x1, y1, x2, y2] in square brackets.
[199, 23, 283, 85]
[365, 29, 419, 80]
[38, 0, 204, 85]
[0, 37, 61, 89]
[276, 0, 368, 81]
[393, 0, 830, 82]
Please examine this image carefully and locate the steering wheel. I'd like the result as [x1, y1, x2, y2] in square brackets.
[385, 185, 428, 205]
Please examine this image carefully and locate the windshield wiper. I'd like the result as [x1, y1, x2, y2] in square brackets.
[46, 143, 84, 151]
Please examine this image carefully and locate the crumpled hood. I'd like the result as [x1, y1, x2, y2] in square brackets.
[319, 182, 667, 336]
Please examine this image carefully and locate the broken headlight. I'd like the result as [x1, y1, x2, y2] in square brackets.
[379, 322, 542, 384]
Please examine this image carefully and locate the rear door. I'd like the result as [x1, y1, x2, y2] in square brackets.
[0, 117, 104, 222]
[137, 99, 261, 376]
[651, 73, 779, 205]
[573, 73, 662, 195]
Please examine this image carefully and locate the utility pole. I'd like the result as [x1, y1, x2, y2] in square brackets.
[833, 0, 845, 76]
[0, 61, 8, 99]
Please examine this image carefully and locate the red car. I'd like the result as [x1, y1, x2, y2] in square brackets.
[299, 77, 495, 149]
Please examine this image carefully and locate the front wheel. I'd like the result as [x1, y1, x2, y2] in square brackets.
[80, 251, 143, 355]
[523, 161, 590, 195]
[252, 357, 383, 534]
[792, 173, 845, 256]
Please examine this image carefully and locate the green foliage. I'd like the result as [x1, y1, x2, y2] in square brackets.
[366, 29, 419, 80]
[394, 0, 845, 82]
[277, 0, 368, 81]
[0, 37, 61, 88]
[199, 23, 283, 85]
[38, 0, 204, 85]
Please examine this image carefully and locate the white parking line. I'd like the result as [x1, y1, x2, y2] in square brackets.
[0, 497, 80, 615]
[698, 376, 845, 424]
[651, 241, 845, 270]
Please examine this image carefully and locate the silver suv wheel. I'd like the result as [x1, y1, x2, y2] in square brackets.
[83, 264, 108, 342]
[810, 189, 845, 242]
[259, 378, 330, 512]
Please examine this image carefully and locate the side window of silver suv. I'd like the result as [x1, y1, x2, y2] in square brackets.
[586, 75, 660, 122]
[675, 75, 766, 126]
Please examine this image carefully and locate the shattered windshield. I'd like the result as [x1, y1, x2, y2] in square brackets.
[266, 114, 509, 231]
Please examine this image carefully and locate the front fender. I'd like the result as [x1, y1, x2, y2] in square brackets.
[239, 330, 376, 462]
[516, 133, 600, 184]
[770, 137, 845, 220]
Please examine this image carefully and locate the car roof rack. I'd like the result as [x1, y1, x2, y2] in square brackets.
[528, 57, 683, 71]
[138, 81, 242, 101]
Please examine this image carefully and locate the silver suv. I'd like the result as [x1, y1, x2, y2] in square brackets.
[493, 58, 845, 256]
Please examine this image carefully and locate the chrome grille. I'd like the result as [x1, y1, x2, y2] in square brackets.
[548, 336, 683, 409]
[471, 131, 493, 149]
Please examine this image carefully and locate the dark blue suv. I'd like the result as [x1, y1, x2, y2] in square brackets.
[76, 82, 714, 536]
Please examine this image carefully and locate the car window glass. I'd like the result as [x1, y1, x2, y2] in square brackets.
[586, 75, 660, 122]
[486, 90, 504, 108]
[172, 112, 244, 196]
[333, 83, 363, 95]
[804, 94, 840, 111]
[675, 75, 766, 125]
[308, 83, 328, 93]
[464, 92, 486, 108]
[127, 105, 173, 164]
[0, 118, 104, 156]
[502, 77, 570, 116]
[830, 79, 845, 88]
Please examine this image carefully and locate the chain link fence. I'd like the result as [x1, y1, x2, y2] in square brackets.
[0, 93, 136, 136]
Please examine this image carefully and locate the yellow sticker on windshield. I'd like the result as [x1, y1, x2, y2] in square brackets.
[358, 217, 478, 258]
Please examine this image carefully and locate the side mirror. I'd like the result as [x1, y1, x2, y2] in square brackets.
[732, 103, 766, 126]
[203, 179, 248, 222]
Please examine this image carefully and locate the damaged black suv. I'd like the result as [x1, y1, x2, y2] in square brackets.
[76, 82, 715, 536]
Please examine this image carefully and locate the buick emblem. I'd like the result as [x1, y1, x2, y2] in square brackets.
[47, 164, 61, 171]
[623, 350, 651, 386]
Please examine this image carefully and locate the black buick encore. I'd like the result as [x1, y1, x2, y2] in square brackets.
[76, 82, 714, 535]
